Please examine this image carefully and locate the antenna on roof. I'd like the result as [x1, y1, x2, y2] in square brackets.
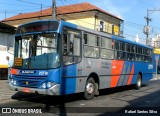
[52, 0, 56, 20]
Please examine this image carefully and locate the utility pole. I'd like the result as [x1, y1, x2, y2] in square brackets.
[52, 0, 56, 20]
[144, 9, 160, 45]
[144, 9, 152, 45]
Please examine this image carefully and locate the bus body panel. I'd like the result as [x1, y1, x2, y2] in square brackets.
[110, 60, 153, 88]
[9, 20, 153, 97]
[11, 68, 61, 87]
[61, 64, 77, 95]
[9, 68, 62, 95]
[133, 62, 153, 83]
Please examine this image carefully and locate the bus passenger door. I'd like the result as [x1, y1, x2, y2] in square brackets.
[62, 28, 81, 65]
[61, 28, 82, 94]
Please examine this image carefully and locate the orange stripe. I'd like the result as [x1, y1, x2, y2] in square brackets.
[127, 64, 134, 85]
[111, 60, 124, 87]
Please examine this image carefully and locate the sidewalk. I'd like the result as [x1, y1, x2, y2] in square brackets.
[151, 74, 160, 80]
[0, 80, 16, 102]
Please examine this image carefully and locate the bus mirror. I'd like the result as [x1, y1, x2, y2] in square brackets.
[7, 44, 14, 55]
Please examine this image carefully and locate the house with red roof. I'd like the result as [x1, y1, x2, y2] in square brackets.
[1, 2, 123, 36]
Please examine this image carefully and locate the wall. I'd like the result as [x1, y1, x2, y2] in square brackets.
[67, 17, 96, 30]
[0, 33, 14, 68]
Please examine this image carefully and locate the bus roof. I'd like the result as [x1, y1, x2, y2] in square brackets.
[16, 20, 153, 49]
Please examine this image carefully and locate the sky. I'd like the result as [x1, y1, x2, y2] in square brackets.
[1, 0, 160, 44]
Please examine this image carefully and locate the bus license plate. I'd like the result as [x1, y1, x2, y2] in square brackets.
[22, 88, 30, 93]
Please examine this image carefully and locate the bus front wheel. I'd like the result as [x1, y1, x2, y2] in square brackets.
[84, 78, 96, 100]
[135, 74, 142, 90]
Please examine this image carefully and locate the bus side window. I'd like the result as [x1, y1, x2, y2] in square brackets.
[63, 29, 81, 65]
[63, 34, 68, 56]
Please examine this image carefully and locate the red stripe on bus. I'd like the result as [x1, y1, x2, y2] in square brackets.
[127, 64, 134, 85]
[111, 60, 124, 87]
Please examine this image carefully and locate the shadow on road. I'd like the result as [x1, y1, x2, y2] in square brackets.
[98, 82, 160, 115]
[9, 84, 148, 114]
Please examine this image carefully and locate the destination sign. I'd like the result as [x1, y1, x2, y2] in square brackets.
[16, 21, 59, 34]
[14, 57, 22, 67]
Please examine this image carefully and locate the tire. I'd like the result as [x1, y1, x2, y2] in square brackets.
[84, 78, 96, 100]
[158, 68, 160, 74]
[135, 74, 142, 90]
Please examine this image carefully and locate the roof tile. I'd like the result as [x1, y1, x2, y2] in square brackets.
[2, 2, 122, 21]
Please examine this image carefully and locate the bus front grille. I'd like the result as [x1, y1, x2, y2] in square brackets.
[17, 80, 42, 88]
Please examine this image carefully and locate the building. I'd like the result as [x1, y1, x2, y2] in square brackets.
[0, 22, 16, 79]
[1, 2, 124, 36]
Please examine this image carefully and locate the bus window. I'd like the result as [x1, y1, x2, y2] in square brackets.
[143, 48, 152, 62]
[116, 51, 126, 60]
[63, 29, 81, 65]
[138, 47, 143, 54]
[126, 44, 130, 52]
[84, 33, 99, 58]
[101, 37, 114, 59]
[136, 54, 143, 61]
[120, 42, 125, 51]
[101, 37, 112, 49]
[115, 41, 119, 50]
[101, 49, 114, 59]
[131, 45, 135, 53]
[127, 53, 135, 61]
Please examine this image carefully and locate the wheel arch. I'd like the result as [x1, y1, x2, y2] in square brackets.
[87, 72, 99, 86]
[138, 72, 142, 80]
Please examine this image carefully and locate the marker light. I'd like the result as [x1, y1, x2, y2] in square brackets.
[10, 68, 19, 75]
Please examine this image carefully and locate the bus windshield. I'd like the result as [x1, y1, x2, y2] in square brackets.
[14, 33, 60, 69]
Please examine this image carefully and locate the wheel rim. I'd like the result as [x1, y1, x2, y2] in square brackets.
[137, 77, 141, 87]
[86, 82, 94, 94]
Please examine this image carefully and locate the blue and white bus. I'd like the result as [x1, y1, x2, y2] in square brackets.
[9, 20, 153, 99]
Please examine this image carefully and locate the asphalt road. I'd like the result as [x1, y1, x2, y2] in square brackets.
[0, 79, 160, 116]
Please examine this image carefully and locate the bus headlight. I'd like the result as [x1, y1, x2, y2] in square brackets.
[13, 80, 17, 85]
[40, 82, 56, 89]
[41, 83, 46, 89]
[47, 82, 52, 88]
[11, 79, 14, 84]
[11, 79, 17, 85]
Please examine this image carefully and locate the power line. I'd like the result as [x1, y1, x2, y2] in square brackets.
[17, 0, 50, 7]
[0, 2, 30, 7]
[0, 6, 49, 13]
[3, 0, 160, 40]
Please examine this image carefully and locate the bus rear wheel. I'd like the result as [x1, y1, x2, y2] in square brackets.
[135, 74, 142, 90]
[84, 78, 96, 100]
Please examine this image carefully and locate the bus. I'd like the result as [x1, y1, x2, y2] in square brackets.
[9, 20, 153, 100]
[152, 48, 160, 74]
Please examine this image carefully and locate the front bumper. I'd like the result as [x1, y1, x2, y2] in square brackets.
[9, 82, 60, 95]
